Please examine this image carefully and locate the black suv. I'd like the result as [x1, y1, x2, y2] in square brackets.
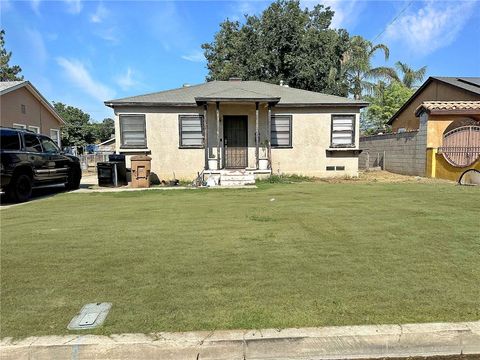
[0, 127, 82, 202]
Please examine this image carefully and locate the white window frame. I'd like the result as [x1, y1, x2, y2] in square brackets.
[28, 126, 40, 134]
[119, 114, 147, 148]
[331, 115, 355, 148]
[12, 123, 26, 130]
[271, 115, 292, 148]
[50, 129, 61, 147]
[178, 114, 204, 148]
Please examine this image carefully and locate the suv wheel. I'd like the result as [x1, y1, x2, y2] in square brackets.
[7, 173, 32, 202]
[66, 166, 81, 190]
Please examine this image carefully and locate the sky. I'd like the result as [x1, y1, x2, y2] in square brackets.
[1, 0, 479, 121]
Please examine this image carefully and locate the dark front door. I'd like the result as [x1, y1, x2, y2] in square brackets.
[224, 115, 248, 168]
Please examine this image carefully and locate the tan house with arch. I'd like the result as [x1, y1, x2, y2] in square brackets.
[388, 77, 480, 132]
[0, 81, 64, 146]
[105, 79, 367, 182]
[360, 77, 480, 182]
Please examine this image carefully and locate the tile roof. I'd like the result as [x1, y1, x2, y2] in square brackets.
[415, 101, 480, 115]
[105, 80, 368, 107]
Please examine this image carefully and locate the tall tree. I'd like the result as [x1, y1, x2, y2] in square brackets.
[343, 36, 397, 100]
[0, 29, 23, 81]
[361, 81, 414, 133]
[92, 118, 115, 143]
[202, 0, 350, 95]
[395, 61, 427, 89]
[53, 102, 95, 147]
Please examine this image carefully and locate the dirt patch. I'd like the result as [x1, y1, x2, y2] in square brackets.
[317, 170, 455, 184]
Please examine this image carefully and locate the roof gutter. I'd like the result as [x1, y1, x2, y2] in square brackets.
[105, 101, 368, 108]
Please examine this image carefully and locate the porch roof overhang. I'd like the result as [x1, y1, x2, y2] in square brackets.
[195, 96, 280, 106]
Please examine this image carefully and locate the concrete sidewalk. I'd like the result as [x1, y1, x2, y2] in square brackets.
[1, 321, 479, 360]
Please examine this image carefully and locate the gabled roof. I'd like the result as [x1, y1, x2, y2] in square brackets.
[387, 77, 480, 125]
[105, 80, 368, 108]
[415, 101, 480, 116]
[0, 81, 65, 124]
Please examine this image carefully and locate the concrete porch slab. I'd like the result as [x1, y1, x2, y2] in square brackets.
[1, 321, 479, 360]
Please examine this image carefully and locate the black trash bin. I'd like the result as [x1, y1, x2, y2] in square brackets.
[108, 154, 127, 186]
[97, 162, 117, 187]
[97, 154, 128, 187]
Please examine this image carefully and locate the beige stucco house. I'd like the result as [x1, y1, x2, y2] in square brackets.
[0, 81, 64, 146]
[105, 79, 367, 181]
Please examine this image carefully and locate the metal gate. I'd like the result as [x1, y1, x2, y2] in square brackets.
[223, 115, 248, 168]
[438, 125, 480, 167]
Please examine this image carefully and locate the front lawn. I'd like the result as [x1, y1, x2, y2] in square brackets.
[1, 182, 479, 338]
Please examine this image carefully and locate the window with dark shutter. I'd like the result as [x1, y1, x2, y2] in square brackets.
[179, 115, 204, 148]
[271, 115, 292, 147]
[120, 114, 146, 148]
[331, 115, 355, 147]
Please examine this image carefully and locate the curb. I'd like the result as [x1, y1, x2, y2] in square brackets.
[1, 321, 479, 360]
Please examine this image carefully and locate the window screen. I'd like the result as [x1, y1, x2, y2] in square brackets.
[0, 129, 21, 151]
[179, 115, 204, 147]
[120, 115, 146, 147]
[331, 115, 355, 147]
[271, 115, 292, 147]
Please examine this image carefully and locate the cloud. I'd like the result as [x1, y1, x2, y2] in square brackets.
[149, 2, 193, 51]
[30, 0, 41, 15]
[90, 2, 108, 23]
[25, 28, 48, 66]
[181, 50, 205, 63]
[301, 0, 362, 29]
[96, 27, 119, 44]
[385, 0, 476, 56]
[56, 57, 114, 102]
[64, 0, 82, 14]
[116, 67, 141, 90]
[229, 1, 266, 22]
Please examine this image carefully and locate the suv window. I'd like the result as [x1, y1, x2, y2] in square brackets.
[40, 137, 59, 153]
[0, 129, 21, 151]
[24, 133, 43, 153]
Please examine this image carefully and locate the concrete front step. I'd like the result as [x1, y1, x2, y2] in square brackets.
[219, 170, 255, 186]
[220, 175, 255, 181]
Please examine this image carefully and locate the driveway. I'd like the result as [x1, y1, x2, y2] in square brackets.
[0, 173, 97, 209]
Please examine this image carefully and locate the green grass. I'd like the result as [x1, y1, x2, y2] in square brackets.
[1, 182, 479, 338]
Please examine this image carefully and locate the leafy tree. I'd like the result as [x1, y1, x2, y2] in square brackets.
[361, 81, 414, 133]
[202, 0, 350, 95]
[0, 29, 23, 81]
[53, 102, 95, 147]
[92, 118, 115, 143]
[395, 61, 427, 89]
[343, 36, 397, 99]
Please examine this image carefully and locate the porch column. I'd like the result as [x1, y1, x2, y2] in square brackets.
[267, 104, 272, 169]
[216, 101, 220, 169]
[255, 102, 259, 169]
[203, 103, 208, 170]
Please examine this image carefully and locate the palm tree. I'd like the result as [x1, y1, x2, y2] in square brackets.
[343, 36, 398, 100]
[395, 61, 427, 89]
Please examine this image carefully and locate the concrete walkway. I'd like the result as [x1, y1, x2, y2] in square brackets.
[1, 321, 479, 360]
